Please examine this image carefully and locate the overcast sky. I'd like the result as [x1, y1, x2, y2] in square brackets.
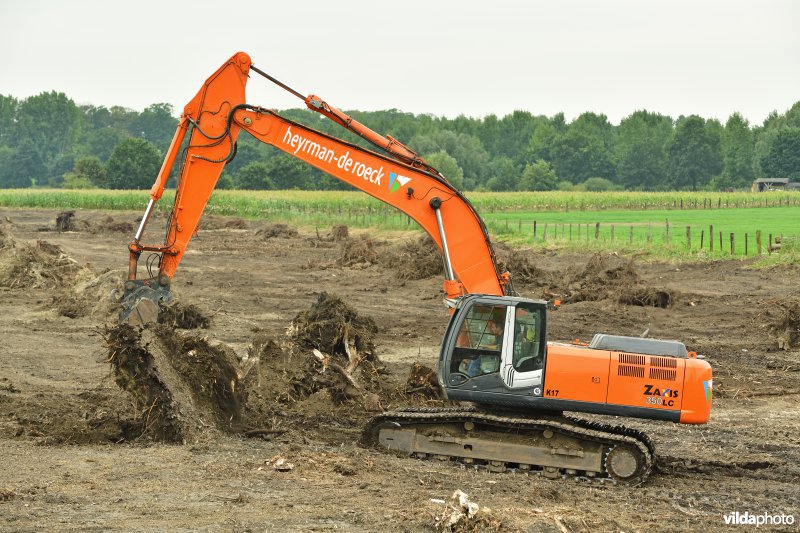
[1, 0, 798, 126]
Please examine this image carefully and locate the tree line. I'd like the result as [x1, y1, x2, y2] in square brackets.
[0, 91, 798, 191]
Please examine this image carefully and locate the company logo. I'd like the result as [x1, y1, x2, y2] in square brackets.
[643, 385, 679, 398]
[703, 379, 713, 403]
[723, 511, 794, 527]
[389, 172, 411, 193]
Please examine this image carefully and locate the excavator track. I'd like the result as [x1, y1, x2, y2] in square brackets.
[363, 406, 655, 485]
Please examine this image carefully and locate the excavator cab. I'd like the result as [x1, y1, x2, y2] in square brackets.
[439, 295, 549, 402]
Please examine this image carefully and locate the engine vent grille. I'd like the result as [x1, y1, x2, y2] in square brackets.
[650, 356, 677, 368]
[618, 365, 645, 378]
[619, 353, 646, 366]
[649, 368, 677, 381]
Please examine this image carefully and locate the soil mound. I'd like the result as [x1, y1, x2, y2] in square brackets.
[330, 224, 349, 241]
[200, 216, 248, 230]
[158, 302, 211, 329]
[52, 269, 124, 319]
[0, 229, 85, 289]
[39, 212, 134, 234]
[761, 298, 800, 350]
[337, 235, 379, 267]
[380, 235, 443, 280]
[94, 215, 135, 233]
[564, 253, 674, 308]
[495, 245, 553, 287]
[256, 223, 299, 239]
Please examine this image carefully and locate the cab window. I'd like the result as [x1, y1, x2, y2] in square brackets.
[452, 304, 506, 377]
[511, 304, 545, 372]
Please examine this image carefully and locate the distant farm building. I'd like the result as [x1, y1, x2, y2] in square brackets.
[752, 178, 800, 192]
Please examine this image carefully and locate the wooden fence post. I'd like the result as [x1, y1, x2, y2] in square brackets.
[595, 223, 600, 240]
[629, 225, 634, 244]
[611, 225, 615, 242]
[730, 233, 735, 256]
[700, 230, 705, 250]
[569, 223, 572, 241]
[756, 230, 762, 255]
[745, 233, 748, 256]
[533, 220, 537, 239]
[665, 219, 670, 244]
[709, 225, 714, 252]
[719, 231, 723, 251]
[686, 226, 691, 250]
[543, 223, 548, 241]
[769, 233, 772, 255]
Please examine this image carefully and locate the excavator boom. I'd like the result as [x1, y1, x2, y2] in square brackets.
[121, 52, 507, 325]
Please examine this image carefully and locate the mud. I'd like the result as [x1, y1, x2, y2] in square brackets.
[256, 222, 299, 239]
[761, 298, 800, 350]
[1, 207, 799, 532]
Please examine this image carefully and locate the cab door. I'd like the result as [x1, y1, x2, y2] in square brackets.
[500, 302, 547, 391]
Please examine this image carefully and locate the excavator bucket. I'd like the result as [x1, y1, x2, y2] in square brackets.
[118, 278, 172, 327]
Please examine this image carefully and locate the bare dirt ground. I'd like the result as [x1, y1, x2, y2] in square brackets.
[0, 208, 798, 532]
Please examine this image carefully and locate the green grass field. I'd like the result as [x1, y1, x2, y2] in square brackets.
[1, 188, 797, 261]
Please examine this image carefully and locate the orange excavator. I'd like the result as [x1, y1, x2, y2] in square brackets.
[120, 52, 712, 485]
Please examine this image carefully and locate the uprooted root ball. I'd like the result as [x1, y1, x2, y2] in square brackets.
[290, 292, 378, 358]
[0, 229, 86, 289]
[405, 362, 440, 400]
[158, 302, 212, 329]
[103, 325, 183, 442]
[104, 324, 242, 442]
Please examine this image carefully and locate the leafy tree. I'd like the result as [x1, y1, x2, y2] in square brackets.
[519, 160, 558, 191]
[581, 177, 616, 191]
[235, 162, 273, 190]
[525, 121, 558, 163]
[14, 92, 81, 169]
[62, 172, 94, 189]
[1, 140, 43, 187]
[0, 95, 18, 146]
[572, 112, 616, 152]
[216, 173, 234, 190]
[411, 130, 490, 188]
[615, 110, 673, 189]
[424, 150, 464, 189]
[667, 115, 723, 190]
[67, 156, 107, 187]
[267, 154, 312, 189]
[106, 138, 162, 189]
[129, 103, 178, 153]
[760, 128, 800, 179]
[549, 128, 616, 183]
[81, 128, 128, 162]
[47, 153, 76, 187]
[485, 157, 518, 191]
[717, 113, 754, 189]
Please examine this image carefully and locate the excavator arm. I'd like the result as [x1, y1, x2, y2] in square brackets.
[121, 52, 509, 324]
